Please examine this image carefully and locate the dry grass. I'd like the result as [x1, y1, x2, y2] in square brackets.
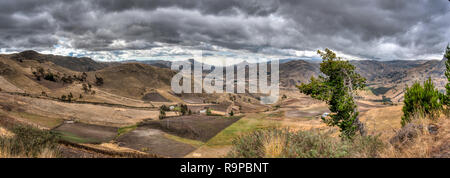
[263, 132, 286, 158]
[379, 115, 449, 158]
[0, 125, 60, 158]
[81, 142, 148, 154]
[0, 127, 14, 138]
[228, 113, 449, 158]
[0, 147, 59, 158]
[359, 105, 403, 139]
[228, 128, 369, 158]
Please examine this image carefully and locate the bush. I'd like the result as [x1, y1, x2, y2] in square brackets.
[160, 105, 170, 112]
[227, 128, 383, 158]
[159, 110, 166, 120]
[0, 125, 60, 158]
[95, 75, 104, 86]
[401, 78, 444, 126]
[206, 109, 212, 116]
[179, 104, 188, 116]
[444, 45, 449, 105]
[159, 105, 168, 120]
[82, 83, 90, 93]
[44, 73, 56, 82]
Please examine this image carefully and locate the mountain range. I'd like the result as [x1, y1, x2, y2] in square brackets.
[1, 50, 447, 103]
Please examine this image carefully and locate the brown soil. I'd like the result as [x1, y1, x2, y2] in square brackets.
[116, 128, 196, 157]
[53, 122, 118, 143]
[142, 92, 170, 102]
[140, 115, 241, 142]
[58, 145, 107, 158]
[0, 92, 158, 127]
[181, 97, 204, 104]
[235, 102, 267, 113]
[58, 141, 158, 158]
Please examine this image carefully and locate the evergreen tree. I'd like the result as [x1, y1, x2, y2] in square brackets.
[95, 75, 104, 86]
[298, 48, 366, 138]
[444, 44, 450, 105]
[401, 78, 443, 126]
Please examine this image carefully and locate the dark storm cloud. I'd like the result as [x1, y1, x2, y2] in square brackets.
[0, 0, 449, 60]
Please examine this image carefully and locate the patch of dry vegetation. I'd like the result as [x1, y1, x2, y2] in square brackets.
[380, 115, 449, 158]
[0, 127, 13, 138]
[228, 115, 449, 158]
[228, 128, 383, 158]
[0, 125, 60, 158]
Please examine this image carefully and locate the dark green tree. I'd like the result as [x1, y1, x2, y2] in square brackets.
[82, 83, 89, 93]
[159, 105, 167, 120]
[95, 75, 104, 86]
[81, 72, 88, 81]
[179, 104, 188, 115]
[298, 48, 367, 138]
[67, 92, 73, 102]
[401, 78, 443, 126]
[444, 44, 450, 105]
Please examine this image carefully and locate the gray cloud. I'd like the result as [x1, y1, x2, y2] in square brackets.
[0, 0, 449, 60]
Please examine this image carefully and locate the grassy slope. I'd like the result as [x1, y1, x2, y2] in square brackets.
[55, 131, 101, 144]
[0, 110, 63, 129]
[164, 133, 205, 148]
[206, 113, 280, 147]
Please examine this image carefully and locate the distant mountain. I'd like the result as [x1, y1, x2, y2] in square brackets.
[0, 51, 177, 101]
[279, 60, 321, 88]
[6, 50, 114, 72]
[1, 50, 446, 102]
[279, 58, 447, 102]
[92, 63, 176, 99]
[122, 59, 172, 69]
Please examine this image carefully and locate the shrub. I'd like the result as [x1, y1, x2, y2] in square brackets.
[81, 72, 88, 81]
[401, 78, 444, 126]
[228, 128, 383, 158]
[43, 72, 56, 82]
[82, 83, 89, 93]
[95, 75, 104, 86]
[179, 104, 188, 115]
[68, 92, 73, 99]
[159, 105, 168, 120]
[159, 110, 166, 120]
[0, 125, 60, 158]
[160, 105, 170, 111]
[444, 45, 449, 105]
[206, 109, 212, 116]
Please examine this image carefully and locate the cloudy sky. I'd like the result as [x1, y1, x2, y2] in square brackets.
[0, 0, 449, 63]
